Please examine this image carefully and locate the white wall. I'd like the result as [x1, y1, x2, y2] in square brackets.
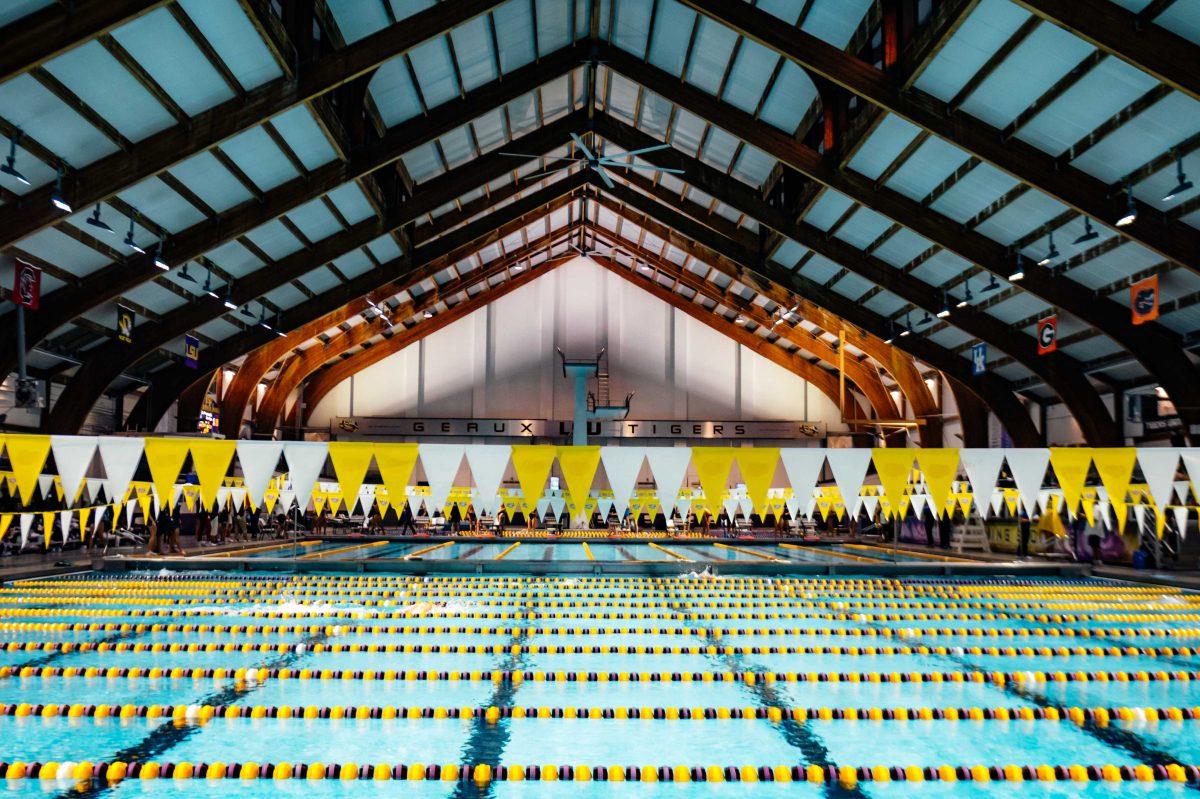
[308, 258, 849, 437]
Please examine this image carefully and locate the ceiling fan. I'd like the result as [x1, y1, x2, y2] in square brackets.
[499, 132, 684, 188]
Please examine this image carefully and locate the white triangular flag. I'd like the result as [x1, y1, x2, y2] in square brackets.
[231, 488, 246, 512]
[549, 496, 566, 518]
[644, 447, 692, 517]
[465, 444, 511, 518]
[722, 497, 740, 520]
[283, 441, 328, 511]
[959, 449, 1007, 517]
[125, 499, 138, 526]
[19, 514, 34, 548]
[418, 444, 464, 514]
[93, 509, 105, 534]
[216, 486, 232, 510]
[1172, 505, 1189, 539]
[909, 493, 928, 520]
[597, 497, 614, 520]
[1137, 448, 1180, 514]
[1133, 503, 1148, 533]
[1173, 480, 1191, 505]
[825, 449, 871, 512]
[37, 474, 55, 501]
[535, 497, 551, 519]
[861, 495, 879, 520]
[1005, 448, 1050, 517]
[600, 447, 646, 518]
[785, 497, 801, 519]
[990, 491, 1004, 517]
[86, 478, 109, 504]
[278, 490, 296, 513]
[1096, 500, 1112, 531]
[237, 441, 284, 509]
[1180, 449, 1200, 500]
[779, 448, 825, 507]
[51, 436, 97, 507]
[97, 437, 145, 507]
[59, 510, 74, 542]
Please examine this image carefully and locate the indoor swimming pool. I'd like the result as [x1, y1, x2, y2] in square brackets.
[0, 572, 1198, 797]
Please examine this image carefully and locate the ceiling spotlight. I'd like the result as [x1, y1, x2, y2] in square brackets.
[222, 286, 237, 311]
[50, 168, 71, 213]
[153, 244, 169, 271]
[123, 211, 145, 254]
[1116, 185, 1137, 227]
[86, 203, 114, 235]
[899, 313, 912, 337]
[1073, 216, 1099, 245]
[176, 262, 196, 283]
[883, 321, 896, 345]
[1163, 150, 1193, 202]
[919, 311, 933, 326]
[202, 267, 218, 299]
[239, 304, 255, 319]
[735, 315, 746, 325]
[1, 132, 29, 186]
[274, 311, 286, 337]
[956, 279, 972, 308]
[258, 305, 272, 330]
[1008, 253, 1025, 282]
[423, 310, 434, 318]
[1036, 230, 1059, 266]
[936, 293, 951, 319]
[511, 264, 523, 272]
[982, 274, 1000, 293]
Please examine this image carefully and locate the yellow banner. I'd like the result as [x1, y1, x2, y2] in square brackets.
[1049, 448, 1092, 518]
[871, 448, 914, 519]
[1093, 448, 1137, 531]
[3, 434, 51, 504]
[917, 448, 959, 518]
[737, 447, 780, 514]
[557, 446, 600, 518]
[190, 439, 236, 511]
[692, 447, 737, 508]
[143, 438, 191, 510]
[510, 445, 557, 508]
[327, 442, 375, 510]
[375, 443, 418, 507]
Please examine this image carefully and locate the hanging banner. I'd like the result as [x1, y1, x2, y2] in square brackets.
[1049, 448, 1093, 518]
[190, 439, 236, 511]
[917, 448, 960, 518]
[97, 437, 145, 512]
[736, 447, 780, 514]
[960, 449, 1007, 518]
[236, 440, 283, 509]
[1036, 315, 1057, 355]
[1005, 448, 1050, 518]
[4, 434, 51, 504]
[282, 441, 329, 511]
[417, 444, 465, 513]
[375, 443, 419, 509]
[328, 442, 375, 510]
[692, 447, 737, 510]
[871, 448, 914, 519]
[825, 449, 872, 518]
[600, 447, 646, 518]
[970, 342, 987, 376]
[184, 334, 200, 368]
[116, 305, 135, 345]
[143, 439, 190, 509]
[1130, 275, 1159, 325]
[510, 445, 557, 513]
[19, 513, 34, 548]
[13, 260, 41, 310]
[1172, 505, 1189, 540]
[779, 449, 825, 510]
[556, 446, 600, 520]
[50, 435, 98, 507]
[1093, 447, 1138, 531]
[1136, 447, 1179, 520]
[465, 444, 512, 516]
[644, 447, 693, 517]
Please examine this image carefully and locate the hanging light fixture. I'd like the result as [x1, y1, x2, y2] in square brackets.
[1, 132, 29, 186]
[1163, 150, 1193, 202]
[274, 311, 286, 337]
[1036, 229, 1059, 266]
[936, 293, 951, 319]
[918, 310, 933, 326]
[1073, 216, 1099, 245]
[201, 266, 218, 299]
[239, 303, 255, 319]
[222, 285, 237, 311]
[50, 167, 71, 213]
[123, 210, 145, 254]
[153, 238, 169, 271]
[86, 203, 114, 235]
[1115, 185, 1137, 227]
[883, 320, 896, 345]
[1008, 252, 1025, 282]
[899, 312, 912, 337]
[956, 278, 972, 308]
[982, 274, 1000, 293]
[423, 309, 434, 318]
[176, 262, 196, 283]
[258, 304, 272, 330]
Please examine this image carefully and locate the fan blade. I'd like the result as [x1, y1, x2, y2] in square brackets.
[602, 163, 684, 175]
[521, 166, 572, 181]
[617, 143, 671, 157]
[499, 152, 586, 160]
[593, 163, 615, 189]
[570, 132, 596, 162]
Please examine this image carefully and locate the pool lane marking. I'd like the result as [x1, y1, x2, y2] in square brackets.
[581, 543, 594, 561]
[841, 544, 976, 563]
[209, 540, 323, 558]
[494, 543, 521, 561]
[296, 540, 389, 560]
[713, 542, 788, 562]
[648, 543, 693, 561]
[778, 543, 882, 564]
[405, 541, 456, 559]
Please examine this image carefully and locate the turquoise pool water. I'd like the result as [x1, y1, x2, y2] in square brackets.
[0, 571, 1198, 798]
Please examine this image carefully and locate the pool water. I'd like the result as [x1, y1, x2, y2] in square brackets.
[0, 572, 1198, 798]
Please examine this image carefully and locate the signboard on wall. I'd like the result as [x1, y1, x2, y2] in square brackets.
[332, 417, 826, 439]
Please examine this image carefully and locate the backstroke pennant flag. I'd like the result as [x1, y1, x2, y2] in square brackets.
[644, 447, 693, 517]
[283, 441, 329, 512]
[1005, 448, 1051, 518]
[510, 445, 557, 513]
[189, 438, 237, 512]
[50, 435, 98, 507]
[143, 438, 191, 509]
[375, 443, 420, 510]
[1092, 447, 1138, 531]
[778, 449, 825, 510]
[1049, 448, 1093, 519]
[1137, 447, 1180, 537]
[871, 448, 915, 519]
[97, 437, 145, 512]
[465, 444, 512, 516]
[236, 440, 284, 509]
[736, 447, 780, 514]
[327, 442, 376, 512]
[959, 449, 1007, 518]
[691, 447, 737, 511]
[4, 434, 52, 504]
[600, 447, 646, 518]
[825, 449, 872, 517]
[556, 446, 600, 522]
[418, 444, 465, 513]
[917, 448, 961, 518]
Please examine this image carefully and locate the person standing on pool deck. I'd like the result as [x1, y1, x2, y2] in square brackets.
[398, 502, 416, 535]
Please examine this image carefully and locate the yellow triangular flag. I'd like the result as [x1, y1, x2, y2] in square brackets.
[692, 447, 737, 508]
[1082, 497, 1097, 527]
[189, 439, 237, 512]
[958, 494, 974, 518]
[136, 492, 152, 525]
[78, 507, 92, 541]
[557, 446, 600, 519]
[1049, 448, 1093, 519]
[375, 443, 418, 506]
[41, 511, 56, 548]
[143, 438, 191, 510]
[3, 434, 51, 504]
[736, 447, 780, 514]
[328, 442, 376, 511]
[0, 513, 12, 542]
[917, 448, 960, 518]
[872, 448, 915, 519]
[511, 445, 557, 508]
[1093, 448, 1137, 531]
